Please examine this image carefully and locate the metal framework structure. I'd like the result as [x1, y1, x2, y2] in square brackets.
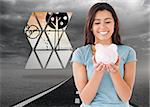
[24, 12, 73, 69]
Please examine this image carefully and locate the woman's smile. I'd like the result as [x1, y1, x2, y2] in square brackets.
[99, 31, 109, 36]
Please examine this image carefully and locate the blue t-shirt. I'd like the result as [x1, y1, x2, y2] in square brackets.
[71, 44, 137, 107]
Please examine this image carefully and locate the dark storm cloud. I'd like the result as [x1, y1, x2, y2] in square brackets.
[144, 0, 150, 5]
[123, 32, 150, 51]
[119, 7, 149, 35]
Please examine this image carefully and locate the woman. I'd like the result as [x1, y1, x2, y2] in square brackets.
[71, 2, 137, 107]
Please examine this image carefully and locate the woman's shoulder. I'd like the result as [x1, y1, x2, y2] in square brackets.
[117, 44, 136, 52]
[71, 44, 91, 64]
[74, 44, 91, 53]
[117, 44, 137, 62]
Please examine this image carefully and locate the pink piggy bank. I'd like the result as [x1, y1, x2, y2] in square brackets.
[95, 44, 118, 64]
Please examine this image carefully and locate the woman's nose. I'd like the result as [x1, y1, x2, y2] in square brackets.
[99, 24, 106, 31]
[99, 22, 106, 29]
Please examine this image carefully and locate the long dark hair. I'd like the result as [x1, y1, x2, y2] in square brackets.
[84, 3, 123, 45]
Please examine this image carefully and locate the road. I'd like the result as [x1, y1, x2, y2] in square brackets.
[13, 77, 81, 107]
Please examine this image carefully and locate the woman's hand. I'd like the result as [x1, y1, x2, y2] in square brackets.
[92, 56, 106, 73]
[106, 56, 121, 73]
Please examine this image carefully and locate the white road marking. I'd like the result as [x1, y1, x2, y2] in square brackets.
[13, 76, 72, 107]
[74, 98, 80, 104]
[74, 90, 80, 104]
[76, 91, 79, 94]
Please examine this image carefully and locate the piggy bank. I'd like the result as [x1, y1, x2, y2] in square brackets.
[95, 44, 118, 64]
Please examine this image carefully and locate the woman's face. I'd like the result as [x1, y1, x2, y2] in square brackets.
[92, 10, 115, 44]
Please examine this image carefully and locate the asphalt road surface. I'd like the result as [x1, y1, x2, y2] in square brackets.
[13, 77, 81, 107]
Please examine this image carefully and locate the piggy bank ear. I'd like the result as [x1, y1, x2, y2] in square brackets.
[108, 44, 117, 51]
[95, 44, 103, 49]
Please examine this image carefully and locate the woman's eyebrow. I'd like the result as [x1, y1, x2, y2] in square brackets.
[94, 18, 113, 21]
[104, 18, 113, 20]
[94, 19, 101, 21]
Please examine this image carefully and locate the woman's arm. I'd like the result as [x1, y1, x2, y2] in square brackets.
[72, 61, 105, 105]
[107, 58, 137, 102]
